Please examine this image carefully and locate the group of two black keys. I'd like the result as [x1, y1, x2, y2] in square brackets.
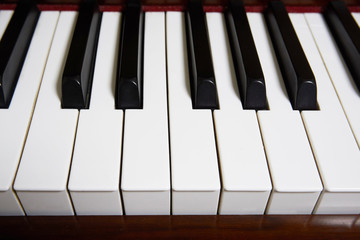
[0, 0, 359, 111]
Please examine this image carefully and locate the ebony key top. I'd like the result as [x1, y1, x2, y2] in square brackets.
[324, 1, 360, 92]
[186, 0, 219, 109]
[0, 0, 39, 108]
[115, 0, 144, 109]
[62, 0, 102, 109]
[265, 1, 317, 110]
[225, 0, 267, 110]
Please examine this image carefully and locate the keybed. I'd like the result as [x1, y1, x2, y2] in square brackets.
[1, 0, 360, 216]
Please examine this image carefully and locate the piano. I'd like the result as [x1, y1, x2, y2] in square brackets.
[1, 0, 360, 238]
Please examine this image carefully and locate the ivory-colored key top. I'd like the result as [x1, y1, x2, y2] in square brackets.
[68, 12, 123, 215]
[249, 12, 322, 214]
[304, 13, 360, 213]
[167, 12, 220, 215]
[121, 12, 170, 215]
[14, 12, 79, 216]
[0, 11, 59, 216]
[207, 12, 271, 215]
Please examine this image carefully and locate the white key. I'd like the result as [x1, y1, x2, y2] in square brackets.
[249, 13, 322, 214]
[14, 12, 78, 216]
[351, 13, 360, 26]
[305, 13, 360, 214]
[0, 12, 59, 216]
[121, 12, 170, 215]
[0, 10, 13, 39]
[306, 13, 360, 148]
[206, 12, 271, 215]
[68, 12, 123, 216]
[166, 12, 220, 215]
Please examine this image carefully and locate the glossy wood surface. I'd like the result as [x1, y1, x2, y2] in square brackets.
[1, 215, 360, 239]
[1, 0, 360, 7]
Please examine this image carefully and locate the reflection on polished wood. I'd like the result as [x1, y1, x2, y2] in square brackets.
[1, 0, 360, 7]
[1, 215, 360, 239]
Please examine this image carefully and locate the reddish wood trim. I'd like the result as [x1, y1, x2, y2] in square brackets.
[349, 5, 360, 11]
[38, 4, 79, 10]
[34, 4, 358, 13]
[0, 215, 360, 240]
[203, 5, 225, 12]
[142, 5, 184, 11]
[245, 5, 266, 12]
[286, 6, 323, 12]
[99, 4, 124, 11]
[0, 4, 16, 10]
[1, 1, 360, 12]
[1, 0, 360, 9]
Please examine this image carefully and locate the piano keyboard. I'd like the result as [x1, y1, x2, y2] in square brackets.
[1, 0, 360, 216]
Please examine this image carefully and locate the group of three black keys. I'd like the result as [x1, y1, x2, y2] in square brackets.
[0, 0, 359, 111]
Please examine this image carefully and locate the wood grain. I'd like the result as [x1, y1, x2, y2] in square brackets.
[1, 215, 360, 240]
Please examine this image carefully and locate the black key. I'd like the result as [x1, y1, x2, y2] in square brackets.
[62, 0, 102, 109]
[264, 1, 317, 110]
[225, 0, 267, 110]
[324, 1, 360, 92]
[0, 0, 39, 108]
[185, 0, 219, 109]
[115, 0, 144, 109]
